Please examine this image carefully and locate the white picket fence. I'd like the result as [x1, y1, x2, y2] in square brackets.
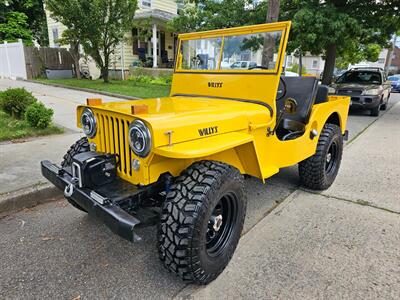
[0, 40, 27, 80]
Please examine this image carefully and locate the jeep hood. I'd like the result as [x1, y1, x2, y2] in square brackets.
[88, 96, 272, 148]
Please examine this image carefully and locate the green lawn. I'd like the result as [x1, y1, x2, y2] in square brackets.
[0, 111, 63, 142]
[35, 79, 171, 99]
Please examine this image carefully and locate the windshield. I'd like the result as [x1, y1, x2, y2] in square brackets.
[337, 71, 382, 85]
[388, 76, 399, 82]
[180, 37, 222, 70]
[178, 30, 283, 72]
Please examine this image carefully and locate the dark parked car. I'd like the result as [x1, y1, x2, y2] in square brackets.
[331, 68, 391, 116]
[388, 75, 400, 92]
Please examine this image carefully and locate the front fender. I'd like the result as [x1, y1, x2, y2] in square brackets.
[153, 132, 253, 159]
[149, 131, 264, 180]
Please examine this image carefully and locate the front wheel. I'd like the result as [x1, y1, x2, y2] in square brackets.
[158, 161, 246, 284]
[370, 103, 381, 116]
[299, 124, 343, 190]
[381, 97, 389, 110]
[61, 137, 90, 212]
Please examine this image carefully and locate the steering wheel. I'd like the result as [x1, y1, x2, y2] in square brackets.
[248, 65, 269, 70]
[276, 76, 287, 101]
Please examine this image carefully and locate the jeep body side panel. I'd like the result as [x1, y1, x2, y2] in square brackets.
[259, 95, 350, 170]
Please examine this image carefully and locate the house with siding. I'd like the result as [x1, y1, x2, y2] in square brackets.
[285, 53, 325, 76]
[45, 0, 181, 75]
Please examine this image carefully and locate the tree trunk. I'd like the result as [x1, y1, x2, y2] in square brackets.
[298, 50, 303, 76]
[384, 34, 397, 76]
[102, 53, 110, 83]
[322, 43, 337, 85]
[261, 0, 280, 67]
[266, 0, 280, 23]
[102, 67, 109, 83]
[70, 42, 81, 79]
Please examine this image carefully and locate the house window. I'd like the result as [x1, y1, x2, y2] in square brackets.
[312, 59, 318, 68]
[52, 28, 59, 48]
[141, 0, 151, 8]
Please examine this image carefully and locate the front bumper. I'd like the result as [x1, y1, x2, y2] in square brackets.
[341, 94, 381, 109]
[41, 160, 143, 242]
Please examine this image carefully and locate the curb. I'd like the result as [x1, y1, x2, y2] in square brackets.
[25, 80, 142, 100]
[0, 184, 61, 216]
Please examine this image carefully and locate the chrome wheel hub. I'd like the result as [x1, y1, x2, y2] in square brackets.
[211, 215, 223, 232]
[326, 153, 332, 163]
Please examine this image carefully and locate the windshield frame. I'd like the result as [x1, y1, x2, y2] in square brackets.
[174, 22, 289, 75]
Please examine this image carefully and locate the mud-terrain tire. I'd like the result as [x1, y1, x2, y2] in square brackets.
[158, 161, 246, 284]
[299, 124, 343, 190]
[61, 137, 90, 167]
[61, 137, 90, 212]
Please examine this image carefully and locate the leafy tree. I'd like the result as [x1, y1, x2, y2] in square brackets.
[335, 44, 382, 70]
[281, 0, 400, 84]
[0, 12, 33, 44]
[0, 0, 48, 46]
[46, 0, 138, 83]
[171, 0, 400, 84]
[169, 0, 267, 33]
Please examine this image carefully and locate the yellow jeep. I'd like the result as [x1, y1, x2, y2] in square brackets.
[41, 21, 350, 284]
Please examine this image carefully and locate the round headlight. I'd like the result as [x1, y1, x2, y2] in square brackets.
[128, 120, 152, 157]
[81, 108, 97, 138]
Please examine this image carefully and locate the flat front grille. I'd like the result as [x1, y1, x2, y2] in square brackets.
[95, 112, 132, 179]
[338, 89, 362, 96]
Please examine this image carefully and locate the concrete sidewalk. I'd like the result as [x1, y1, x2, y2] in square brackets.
[182, 101, 400, 299]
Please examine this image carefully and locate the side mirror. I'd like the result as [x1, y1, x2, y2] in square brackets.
[284, 98, 298, 115]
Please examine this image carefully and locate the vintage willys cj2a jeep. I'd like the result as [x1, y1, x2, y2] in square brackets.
[41, 21, 350, 284]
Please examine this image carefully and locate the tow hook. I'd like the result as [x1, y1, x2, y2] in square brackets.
[64, 178, 79, 198]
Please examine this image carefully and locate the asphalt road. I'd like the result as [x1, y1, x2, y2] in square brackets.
[1, 93, 399, 299]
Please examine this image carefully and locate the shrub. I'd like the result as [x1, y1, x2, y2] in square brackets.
[25, 102, 54, 129]
[129, 74, 172, 86]
[0, 88, 37, 118]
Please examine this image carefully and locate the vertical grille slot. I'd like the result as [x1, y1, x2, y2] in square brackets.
[113, 117, 121, 172]
[119, 118, 127, 174]
[124, 120, 131, 176]
[94, 112, 132, 180]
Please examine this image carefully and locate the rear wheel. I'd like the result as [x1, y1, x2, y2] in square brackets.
[299, 124, 343, 190]
[61, 137, 90, 212]
[158, 161, 246, 284]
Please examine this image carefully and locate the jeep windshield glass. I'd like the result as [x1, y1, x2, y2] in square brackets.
[220, 31, 283, 71]
[337, 71, 382, 85]
[177, 30, 283, 72]
[180, 38, 222, 70]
